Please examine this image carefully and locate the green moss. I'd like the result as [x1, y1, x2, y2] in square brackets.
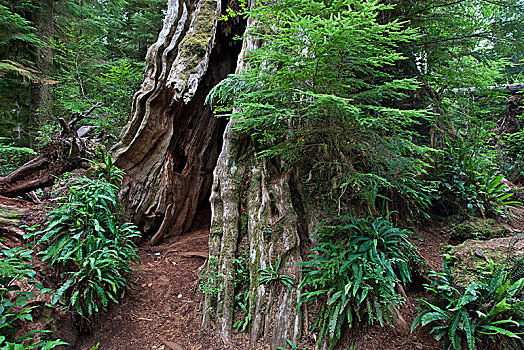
[240, 212, 248, 236]
[449, 243, 506, 286]
[451, 217, 509, 241]
[0, 205, 21, 225]
[210, 227, 223, 235]
[177, 0, 218, 80]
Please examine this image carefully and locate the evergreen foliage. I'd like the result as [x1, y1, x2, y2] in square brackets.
[208, 0, 439, 217]
[413, 257, 524, 350]
[0, 0, 165, 150]
[298, 216, 418, 349]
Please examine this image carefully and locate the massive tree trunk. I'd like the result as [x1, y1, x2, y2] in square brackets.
[113, 1, 310, 347]
[112, 0, 243, 245]
[202, 125, 308, 347]
[200, 18, 309, 347]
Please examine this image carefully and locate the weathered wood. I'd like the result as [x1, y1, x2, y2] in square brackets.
[0, 203, 26, 239]
[0, 103, 101, 197]
[112, 0, 244, 244]
[447, 83, 524, 95]
[200, 14, 306, 348]
[111, 1, 307, 347]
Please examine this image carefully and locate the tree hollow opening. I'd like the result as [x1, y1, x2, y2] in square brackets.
[144, 10, 245, 244]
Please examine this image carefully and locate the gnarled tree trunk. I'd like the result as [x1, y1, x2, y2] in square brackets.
[201, 18, 310, 347]
[113, 2, 310, 347]
[112, 0, 243, 244]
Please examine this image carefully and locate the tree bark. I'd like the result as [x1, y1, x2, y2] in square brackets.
[199, 16, 310, 348]
[112, 2, 309, 347]
[112, 0, 243, 245]
[30, 0, 54, 133]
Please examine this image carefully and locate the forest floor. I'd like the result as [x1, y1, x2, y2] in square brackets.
[73, 229, 242, 350]
[73, 223, 444, 350]
[4, 194, 523, 350]
[74, 222, 446, 350]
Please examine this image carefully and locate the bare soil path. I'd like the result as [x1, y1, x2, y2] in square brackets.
[73, 230, 246, 350]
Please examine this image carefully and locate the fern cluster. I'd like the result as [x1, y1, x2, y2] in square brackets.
[437, 137, 520, 217]
[27, 155, 139, 327]
[0, 247, 67, 349]
[412, 257, 524, 350]
[298, 216, 419, 349]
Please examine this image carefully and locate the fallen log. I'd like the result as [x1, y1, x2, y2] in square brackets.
[0, 103, 102, 197]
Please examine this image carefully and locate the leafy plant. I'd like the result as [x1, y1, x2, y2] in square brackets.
[437, 137, 520, 217]
[298, 216, 419, 349]
[0, 138, 35, 176]
[199, 256, 224, 309]
[90, 149, 124, 185]
[0, 247, 67, 349]
[412, 257, 524, 350]
[27, 169, 140, 327]
[258, 258, 294, 292]
[0, 247, 37, 342]
[233, 291, 251, 332]
[276, 339, 303, 350]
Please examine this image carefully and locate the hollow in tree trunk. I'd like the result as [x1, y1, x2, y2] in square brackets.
[112, 0, 243, 245]
[112, 1, 310, 347]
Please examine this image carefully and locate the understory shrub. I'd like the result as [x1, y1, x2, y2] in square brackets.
[0, 247, 66, 349]
[298, 216, 419, 349]
[437, 138, 520, 217]
[412, 256, 524, 350]
[26, 157, 139, 327]
[0, 138, 35, 176]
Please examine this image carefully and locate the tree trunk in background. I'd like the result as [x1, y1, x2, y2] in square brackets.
[112, 0, 243, 245]
[30, 0, 54, 133]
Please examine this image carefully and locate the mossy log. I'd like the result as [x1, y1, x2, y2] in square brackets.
[0, 202, 26, 240]
[0, 104, 101, 197]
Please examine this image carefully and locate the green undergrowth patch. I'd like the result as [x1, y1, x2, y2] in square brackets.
[413, 255, 524, 350]
[298, 216, 420, 349]
[451, 217, 511, 241]
[25, 152, 140, 330]
[0, 246, 67, 349]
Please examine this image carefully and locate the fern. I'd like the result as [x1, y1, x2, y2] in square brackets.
[29, 161, 140, 328]
[299, 216, 418, 349]
[412, 257, 524, 350]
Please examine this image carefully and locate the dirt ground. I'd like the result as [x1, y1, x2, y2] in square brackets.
[72, 224, 448, 350]
[73, 229, 248, 350]
[8, 195, 524, 350]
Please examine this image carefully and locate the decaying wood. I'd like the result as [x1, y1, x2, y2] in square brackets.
[0, 203, 26, 239]
[112, 0, 244, 244]
[447, 83, 524, 95]
[0, 103, 101, 197]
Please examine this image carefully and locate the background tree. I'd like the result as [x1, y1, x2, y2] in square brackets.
[0, 0, 166, 149]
